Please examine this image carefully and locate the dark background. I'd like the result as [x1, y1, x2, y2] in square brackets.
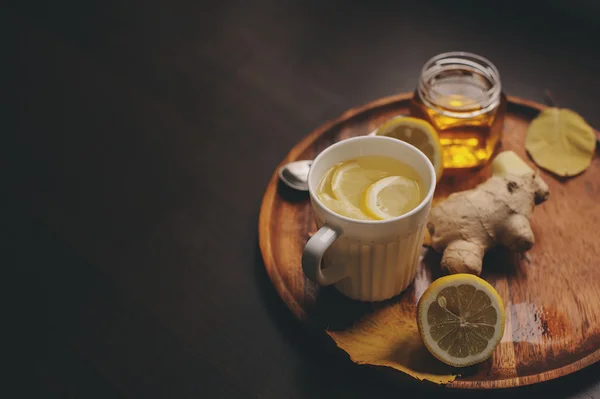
[6, 0, 600, 398]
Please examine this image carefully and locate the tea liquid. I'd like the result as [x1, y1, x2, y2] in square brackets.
[316, 155, 424, 220]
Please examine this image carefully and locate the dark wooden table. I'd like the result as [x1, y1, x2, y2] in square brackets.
[6, 0, 600, 397]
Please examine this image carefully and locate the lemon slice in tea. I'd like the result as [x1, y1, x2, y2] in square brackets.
[362, 176, 421, 220]
[330, 161, 386, 208]
[319, 193, 370, 220]
[417, 274, 506, 367]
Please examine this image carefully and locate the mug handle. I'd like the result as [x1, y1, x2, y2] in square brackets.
[302, 224, 348, 285]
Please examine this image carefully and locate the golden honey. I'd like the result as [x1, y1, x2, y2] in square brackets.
[410, 52, 506, 171]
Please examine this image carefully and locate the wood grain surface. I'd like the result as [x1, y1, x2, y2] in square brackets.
[259, 93, 600, 389]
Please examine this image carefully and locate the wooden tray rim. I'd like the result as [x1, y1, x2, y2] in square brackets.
[258, 92, 600, 389]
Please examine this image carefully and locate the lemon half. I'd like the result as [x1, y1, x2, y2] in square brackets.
[417, 274, 506, 367]
[375, 116, 443, 180]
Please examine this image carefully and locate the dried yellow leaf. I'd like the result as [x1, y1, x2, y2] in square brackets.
[326, 303, 458, 384]
[525, 108, 596, 176]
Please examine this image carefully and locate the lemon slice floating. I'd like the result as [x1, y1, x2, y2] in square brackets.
[331, 161, 387, 208]
[319, 193, 370, 220]
[362, 176, 421, 220]
[376, 116, 443, 180]
[417, 274, 506, 367]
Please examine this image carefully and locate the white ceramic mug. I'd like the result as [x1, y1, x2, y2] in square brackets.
[302, 136, 436, 302]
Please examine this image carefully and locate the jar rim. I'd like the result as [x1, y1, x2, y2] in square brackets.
[418, 51, 502, 110]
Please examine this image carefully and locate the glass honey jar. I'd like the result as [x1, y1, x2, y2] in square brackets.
[410, 52, 507, 171]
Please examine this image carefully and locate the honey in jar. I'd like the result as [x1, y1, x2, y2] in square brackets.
[410, 52, 507, 171]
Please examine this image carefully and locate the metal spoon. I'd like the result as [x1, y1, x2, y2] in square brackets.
[278, 129, 378, 191]
[278, 160, 312, 191]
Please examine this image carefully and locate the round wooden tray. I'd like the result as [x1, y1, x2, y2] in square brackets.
[258, 93, 600, 389]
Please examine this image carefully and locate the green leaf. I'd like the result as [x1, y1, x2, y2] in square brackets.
[525, 108, 596, 177]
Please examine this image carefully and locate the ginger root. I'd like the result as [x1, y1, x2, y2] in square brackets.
[427, 151, 549, 275]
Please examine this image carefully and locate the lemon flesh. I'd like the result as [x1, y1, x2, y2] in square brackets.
[319, 193, 370, 220]
[331, 161, 387, 209]
[417, 274, 505, 367]
[362, 176, 421, 220]
[376, 116, 443, 180]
